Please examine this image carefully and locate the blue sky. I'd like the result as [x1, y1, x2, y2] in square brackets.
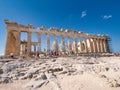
[0, 0, 120, 55]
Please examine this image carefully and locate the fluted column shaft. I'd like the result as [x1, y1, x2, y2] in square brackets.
[88, 38, 93, 52]
[46, 34, 50, 51]
[97, 38, 101, 52]
[84, 38, 88, 53]
[61, 36, 65, 51]
[99, 39, 102, 52]
[37, 33, 41, 52]
[5, 31, 10, 55]
[53, 35, 58, 51]
[99, 39, 102, 53]
[38, 34, 41, 43]
[73, 38, 78, 53]
[101, 39, 104, 52]
[16, 31, 21, 55]
[79, 38, 83, 52]
[103, 39, 107, 52]
[68, 37, 71, 51]
[27, 32, 31, 55]
[93, 38, 97, 52]
[61, 36, 65, 45]
[90, 38, 94, 52]
[105, 39, 109, 52]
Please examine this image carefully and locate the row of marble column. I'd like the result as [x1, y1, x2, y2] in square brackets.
[86, 38, 108, 53]
[26, 33, 109, 55]
[5, 31, 108, 56]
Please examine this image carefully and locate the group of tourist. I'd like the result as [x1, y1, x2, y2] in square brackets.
[35, 50, 76, 59]
[8, 51, 120, 59]
[35, 50, 59, 58]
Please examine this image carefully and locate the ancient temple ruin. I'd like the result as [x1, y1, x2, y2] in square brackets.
[4, 20, 110, 56]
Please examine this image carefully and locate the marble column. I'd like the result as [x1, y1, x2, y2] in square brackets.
[27, 32, 31, 55]
[88, 38, 93, 52]
[84, 37, 88, 53]
[53, 35, 58, 51]
[105, 39, 109, 52]
[46, 34, 50, 51]
[103, 39, 107, 52]
[79, 38, 83, 52]
[93, 38, 97, 52]
[16, 31, 21, 55]
[90, 38, 94, 53]
[97, 38, 101, 52]
[73, 38, 78, 53]
[98, 39, 101, 52]
[38, 34, 41, 43]
[4, 31, 10, 55]
[37, 33, 41, 52]
[101, 39, 104, 52]
[68, 37, 71, 51]
[99, 39, 102, 52]
[61, 36, 65, 51]
[21, 44, 26, 55]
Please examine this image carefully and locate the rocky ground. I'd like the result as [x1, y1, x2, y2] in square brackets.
[0, 56, 120, 90]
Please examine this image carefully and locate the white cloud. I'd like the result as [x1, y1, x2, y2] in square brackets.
[103, 15, 112, 20]
[81, 11, 87, 18]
